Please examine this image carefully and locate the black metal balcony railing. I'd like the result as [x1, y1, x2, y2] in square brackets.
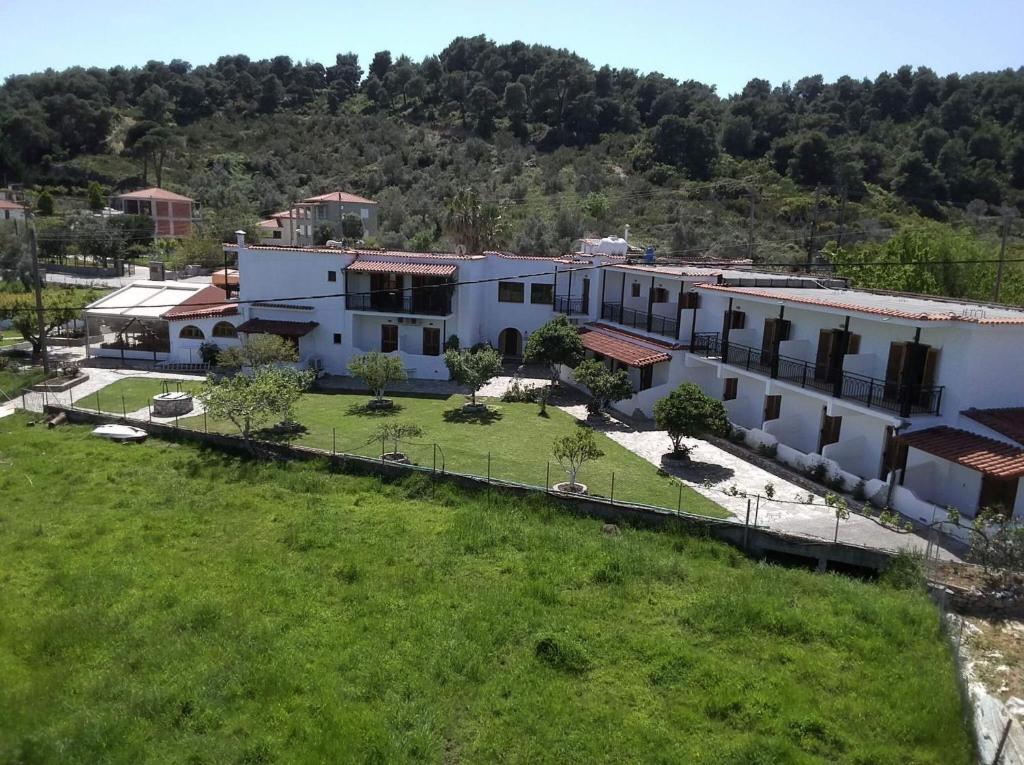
[601, 302, 678, 338]
[690, 332, 944, 417]
[347, 291, 452, 316]
[554, 296, 585, 314]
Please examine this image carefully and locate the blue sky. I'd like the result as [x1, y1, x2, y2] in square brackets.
[1, 0, 1021, 95]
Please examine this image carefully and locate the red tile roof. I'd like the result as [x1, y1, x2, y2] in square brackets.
[589, 323, 682, 349]
[162, 286, 238, 320]
[962, 408, 1024, 446]
[0, 199, 26, 210]
[899, 426, 1024, 479]
[580, 327, 672, 368]
[695, 283, 1024, 325]
[114, 187, 194, 202]
[344, 260, 456, 277]
[236, 318, 319, 337]
[303, 191, 376, 204]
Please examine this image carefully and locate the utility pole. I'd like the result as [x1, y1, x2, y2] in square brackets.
[836, 184, 848, 250]
[806, 184, 822, 271]
[27, 211, 51, 374]
[992, 212, 1011, 303]
[746, 187, 757, 262]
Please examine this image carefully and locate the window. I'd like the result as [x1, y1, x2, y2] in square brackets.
[680, 291, 700, 309]
[333, 333, 342, 345]
[179, 325, 204, 339]
[651, 287, 670, 303]
[422, 327, 441, 356]
[360, 207, 370, 220]
[763, 395, 782, 422]
[498, 281, 525, 303]
[631, 282, 641, 298]
[639, 365, 653, 391]
[381, 324, 398, 353]
[272, 230, 282, 239]
[723, 378, 738, 400]
[327, 270, 337, 282]
[212, 322, 237, 338]
[530, 283, 553, 304]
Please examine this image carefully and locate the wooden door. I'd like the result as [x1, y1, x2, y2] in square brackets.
[978, 475, 1017, 517]
[761, 318, 790, 364]
[884, 342, 907, 400]
[819, 412, 842, 451]
[422, 327, 440, 356]
[381, 324, 398, 353]
[763, 395, 782, 422]
[814, 330, 834, 381]
[581, 277, 590, 314]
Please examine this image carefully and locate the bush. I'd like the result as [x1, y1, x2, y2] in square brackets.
[825, 473, 846, 493]
[653, 383, 729, 457]
[501, 378, 540, 403]
[881, 550, 925, 590]
[198, 341, 220, 365]
[756, 442, 778, 458]
[805, 462, 828, 483]
[852, 480, 867, 501]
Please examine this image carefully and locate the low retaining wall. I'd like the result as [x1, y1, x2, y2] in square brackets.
[43, 264, 121, 278]
[46, 405, 896, 575]
[48, 334, 104, 348]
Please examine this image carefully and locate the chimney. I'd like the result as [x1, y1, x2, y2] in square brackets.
[235, 229, 246, 247]
[623, 224, 630, 244]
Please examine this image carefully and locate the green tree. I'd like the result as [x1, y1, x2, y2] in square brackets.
[199, 366, 313, 453]
[523, 316, 585, 413]
[892, 152, 947, 217]
[217, 333, 299, 370]
[371, 422, 424, 457]
[348, 351, 407, 403]
[341, 214, 364, 239]
[652, 382, 729, 459]
[650, 116, 718, 180]
[87, 181, 104, 212]
[35, 190, 54, 216]
[369, 50, 392, 80]
[443, 346, 503, 405]
[0, 288, 102, 358]
[552, 428, 603, 491]
[442, 188, 506, 252]
[572, 359, 633, 416]
[258, 75, 285, 114]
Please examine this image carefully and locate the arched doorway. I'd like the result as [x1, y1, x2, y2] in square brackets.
[498, 327, 522, 358]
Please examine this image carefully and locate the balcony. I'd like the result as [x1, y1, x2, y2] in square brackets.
[690, 332, 944, 417]
[347, 291, 452, 316]
[554, 295, 586, 314]
[601, 302, 678, 339]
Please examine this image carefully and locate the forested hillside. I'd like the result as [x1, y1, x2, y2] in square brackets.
[2, 36, 1023, 298]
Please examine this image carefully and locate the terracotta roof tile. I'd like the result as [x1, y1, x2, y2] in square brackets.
[899, 426, 1024, 479]
[580, 327, 672, 368]
[344, 260, 456, 277]
[162, 286, 238, 320]
[0, 199, 26, 210]
[303, 191, 376, 204]
[236, 318, 319, 337]
[114, 187, 193, 202]
[962, 408, 1024, 446]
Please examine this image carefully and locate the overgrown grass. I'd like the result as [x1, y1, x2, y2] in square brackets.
[0, 416, 972, 764]
[0, 365, 46, 399]
[184, 390, 728, 517]
[78, 377, 201, 414]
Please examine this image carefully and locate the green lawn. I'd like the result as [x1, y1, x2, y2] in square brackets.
[0, 328, 23, 348]
[0, 365, 46, 399]
[79, 377, 202, 415]
[0, 416, 972, 764]
[184, 390, 728, 517]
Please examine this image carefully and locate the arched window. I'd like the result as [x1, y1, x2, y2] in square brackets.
[179, 325, 204, 339]
[212, 321, 238, 338]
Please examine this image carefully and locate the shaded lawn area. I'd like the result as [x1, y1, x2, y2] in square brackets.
[185, 390, 728, 518]
[0, 329, 23, 348]
[80, 377, 202, 414]
[0, 365, 46, 399]
[0, 416, 972, 765]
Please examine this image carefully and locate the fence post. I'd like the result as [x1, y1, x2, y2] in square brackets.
[174, 413, 179, 430]
[332, 427, 336, 455]
[743, 498, 751, 551]
[754, 495, 761, 527]
[204, 410, 208, 433]
[610, 472, 615, 505]
[546, 461, 550, 490]
[677, 481, 682, 513]
[121, 394, 127, 419]
[148, 402, 152, 422]
[432, 443, 436, 474]
[95, 390, 100, 413]
[487, 452, 491, 484]
[992, 718, 1013, 765]
[381, 433, 385, 464]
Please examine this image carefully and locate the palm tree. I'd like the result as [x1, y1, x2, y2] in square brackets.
[442, 188, 507, 253]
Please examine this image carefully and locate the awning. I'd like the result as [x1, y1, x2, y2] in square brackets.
[344, 260, 456, 277]
[899, 426, 1024, 479]
[236, 318, 319, 338]
[962, 408, 1024, 446]
[580, 328, 672, 368]
[162, 286, 237, 321]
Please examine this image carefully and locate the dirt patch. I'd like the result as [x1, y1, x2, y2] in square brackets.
[965, 617, 1024, 703]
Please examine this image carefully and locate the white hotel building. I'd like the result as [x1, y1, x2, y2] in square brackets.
[142, 232, 1024, 525]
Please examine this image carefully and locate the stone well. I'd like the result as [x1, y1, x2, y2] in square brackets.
[152, 391, 194, 417]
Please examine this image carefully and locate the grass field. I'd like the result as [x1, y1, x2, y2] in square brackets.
[0, 365, 46, 399]
[0, 416, 971, 764]
[79, 377, 202, 414]
[0, 419, 974, 765]
[182, 390, 728, 517]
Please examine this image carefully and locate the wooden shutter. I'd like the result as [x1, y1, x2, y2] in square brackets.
[761, 319, 777, 358]
[846, 333, 861, 355]
[723, 378, 738, 401]
[884, 343, 906, 399]
[763, 395, 782, 421]
[814, 330, 834, 381]
[381, 324, 398, 353]
[921, 348, 939, 388]
[820, 414, 842, 449]
[681, 292, 700, 309]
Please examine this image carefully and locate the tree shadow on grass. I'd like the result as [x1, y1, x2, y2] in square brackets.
[442, 406, 504, 425]
[344, 402, 405, 417]
[657, 454, 735, 485]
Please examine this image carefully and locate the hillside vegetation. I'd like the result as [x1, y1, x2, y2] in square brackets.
[1, 37, 1022, 298]
[0, 417, 972, 763]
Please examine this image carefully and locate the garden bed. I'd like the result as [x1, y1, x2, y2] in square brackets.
[30, 372, 89, 392]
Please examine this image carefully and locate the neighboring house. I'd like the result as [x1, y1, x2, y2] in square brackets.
[0, 199, 27, 222]
[157, 232, 1024, 527]
[110, 187, 196, 238]
[258, 191, 378, 246]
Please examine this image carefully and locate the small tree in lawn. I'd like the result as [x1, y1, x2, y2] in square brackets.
[653, 382, 729, 460]
[217, 333, 298, 370]
[444, 346, 503, 406]
[825, 492, 851, 542]
[552, 428, 604, 492]
[199, 366, 313, 453]
[573, 359, 634, 417]
[371, 422, 424, 458]
[523, 315, 585, 414]
[348, 351, 407, 404]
